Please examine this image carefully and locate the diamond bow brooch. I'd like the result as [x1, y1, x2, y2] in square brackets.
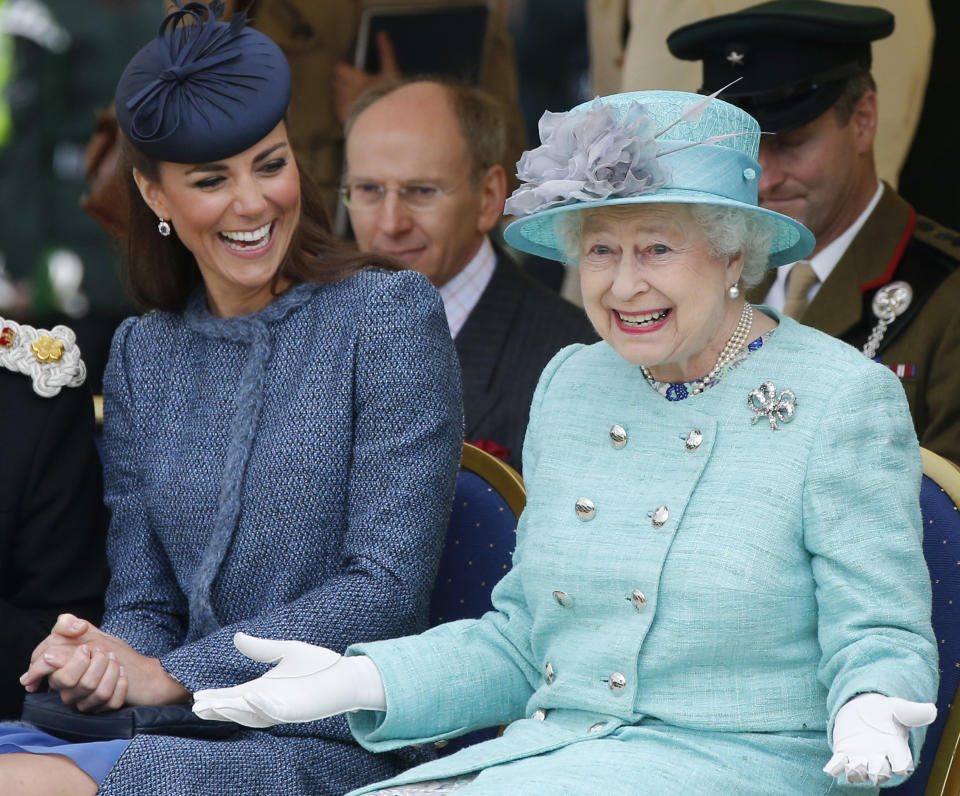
[748, 382, 797, 430]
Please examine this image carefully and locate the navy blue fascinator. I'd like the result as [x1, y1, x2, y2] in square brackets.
[115, 1, 291, 163]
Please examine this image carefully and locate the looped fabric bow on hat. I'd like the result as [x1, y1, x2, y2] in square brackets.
[502, 87, 816, 268]
[115, 0, 292, 164]
[505, 99, 671, 217]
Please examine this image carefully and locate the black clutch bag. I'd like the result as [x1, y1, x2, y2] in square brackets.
[20, 692, 239, 743]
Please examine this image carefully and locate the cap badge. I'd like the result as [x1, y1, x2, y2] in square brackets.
[748, 381, 797, 430]
[726, 50, 745, 66]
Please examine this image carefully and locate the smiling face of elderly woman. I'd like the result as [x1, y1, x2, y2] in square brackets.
[575, 203, 757, 383]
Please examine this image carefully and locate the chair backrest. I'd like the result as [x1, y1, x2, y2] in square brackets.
[892, 447, 960, 795]
[428, 442, 524, 754]
[93, 394, 104, 459]
[429, 442, 525, 626]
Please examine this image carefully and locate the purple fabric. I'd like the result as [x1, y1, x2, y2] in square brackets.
[0, 725, 130, 784]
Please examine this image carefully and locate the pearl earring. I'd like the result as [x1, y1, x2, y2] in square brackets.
[727, 283, 740, 299]
[157, 219, 171, 237]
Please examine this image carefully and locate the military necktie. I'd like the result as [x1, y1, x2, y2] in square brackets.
[782, 260, 819, 319]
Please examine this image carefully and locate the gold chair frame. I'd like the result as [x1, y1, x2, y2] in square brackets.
[459, 442, 525, 518]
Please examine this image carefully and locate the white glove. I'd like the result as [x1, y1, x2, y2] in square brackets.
[192, 632, 386, 728]
[823, 693, 937, 785]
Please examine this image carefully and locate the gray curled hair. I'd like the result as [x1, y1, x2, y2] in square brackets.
[554, 204, 777, 288]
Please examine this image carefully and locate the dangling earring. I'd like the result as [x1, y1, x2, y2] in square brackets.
[157, 218, 172, 237]
[727, 283, 740, 299]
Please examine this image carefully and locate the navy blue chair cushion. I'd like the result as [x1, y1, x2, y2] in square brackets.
[430, 469, 517, 626]
[891, 473, 960, 793]
[429, 467, 519, 754]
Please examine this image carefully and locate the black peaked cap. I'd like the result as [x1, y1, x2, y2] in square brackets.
[666, 0, 894, 132]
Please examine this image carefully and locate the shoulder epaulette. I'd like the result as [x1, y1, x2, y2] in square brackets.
[0, 316, 86, 397]
[912, 215, 960, 266]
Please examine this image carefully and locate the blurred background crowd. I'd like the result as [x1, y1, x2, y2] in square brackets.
[0, 0, 956, 393]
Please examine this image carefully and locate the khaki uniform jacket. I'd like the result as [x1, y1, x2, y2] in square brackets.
[748, 185, 960, 465]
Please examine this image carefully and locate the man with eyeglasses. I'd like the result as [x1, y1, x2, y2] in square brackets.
[343, 80, 596, 471]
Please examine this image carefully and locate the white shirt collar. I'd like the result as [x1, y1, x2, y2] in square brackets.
[437, 236, 497, 338]
[764, 182, 884, 310]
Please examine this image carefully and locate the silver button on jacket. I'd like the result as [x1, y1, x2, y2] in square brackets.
[685, 429, 703, 451]
[575, 497, 596, 521]
[651, 505, 669, 527]
[608, 672, 627, 692]
[609, 424, 627, 449]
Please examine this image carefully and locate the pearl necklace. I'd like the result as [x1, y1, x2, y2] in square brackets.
[641, 303, 754, 397]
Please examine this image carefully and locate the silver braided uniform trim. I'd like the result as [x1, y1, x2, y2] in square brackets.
[0, 316, 86, 397]
[862, 281, 913, 360]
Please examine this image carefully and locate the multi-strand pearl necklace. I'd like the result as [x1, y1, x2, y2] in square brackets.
[641, 302, 754, 398]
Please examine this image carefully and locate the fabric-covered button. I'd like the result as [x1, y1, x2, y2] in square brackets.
[651, 506, 669, 528]
[609, 424, 627, 449]
[630, 589, 646, 611]
[608, 672, 627, 692]
[532, 709, 547, 720]
[553, 590, 574, 608]
[575, 498, 596, 521]
[685, 429, 703, 451]
[545, 662, 555, 684]
[588, 722, 607, 734]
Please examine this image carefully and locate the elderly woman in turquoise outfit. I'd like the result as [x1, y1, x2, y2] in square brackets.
[194, 90, 938, 794]
[0, 4, 461, 795]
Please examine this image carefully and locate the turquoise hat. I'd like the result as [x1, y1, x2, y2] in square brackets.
[503, 90, 814, 268]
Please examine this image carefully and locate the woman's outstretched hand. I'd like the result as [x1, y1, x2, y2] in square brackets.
[824, 693, 937, 785]
[192, 633, 386, 727]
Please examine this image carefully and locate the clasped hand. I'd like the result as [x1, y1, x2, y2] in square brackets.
[824, 693, 937, 785]
[192, 633, 386, 727]
[21, 613, 189, 711]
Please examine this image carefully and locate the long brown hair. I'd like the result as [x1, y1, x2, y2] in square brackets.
[119, 134, 401, 312]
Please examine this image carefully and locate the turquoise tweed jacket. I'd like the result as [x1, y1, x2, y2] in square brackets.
[347, 312, 938, 795]
[95, 270, 463, 796]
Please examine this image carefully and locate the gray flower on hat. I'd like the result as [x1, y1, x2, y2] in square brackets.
[505, 99, 670, 217]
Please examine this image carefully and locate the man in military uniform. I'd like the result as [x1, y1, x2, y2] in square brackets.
[0, 316, 107, 719]
[668, 0, 960, 464]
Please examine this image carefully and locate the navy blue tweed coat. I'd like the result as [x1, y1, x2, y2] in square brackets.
[95, 270, 463, 795]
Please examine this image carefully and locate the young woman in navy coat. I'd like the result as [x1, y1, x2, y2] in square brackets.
[0, 4, 462, 794]
[199, 93, 938, 793]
